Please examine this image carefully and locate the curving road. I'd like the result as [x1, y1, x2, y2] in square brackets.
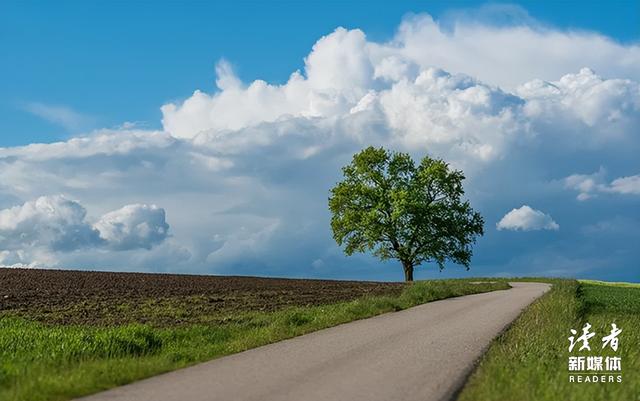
[77, 282, 550, 401]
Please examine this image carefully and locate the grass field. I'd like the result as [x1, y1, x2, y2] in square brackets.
[0, 269, 509, 401]
[457, 279, 640, 401]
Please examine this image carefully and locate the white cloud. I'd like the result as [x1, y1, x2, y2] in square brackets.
[609, 175, 640, 195]
[160, 24, 638, 170]
[497, 205, 559, 231]
[0, 129, 175, 161]
[516, 68, 640, 147]
[565, 169, 640, 200]
[0, 195, 170, 266]
[21, 102, 94, 132]
[0, 195, 100, 252]
[161, 28, 373, 139]
[94, 204, 169, 250]
[390, 11, 640, 88]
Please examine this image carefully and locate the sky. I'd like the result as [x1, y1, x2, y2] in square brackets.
[0, 1, 638, 282]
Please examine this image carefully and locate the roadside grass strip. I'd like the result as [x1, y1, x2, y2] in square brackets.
[458, 279, 640, 401]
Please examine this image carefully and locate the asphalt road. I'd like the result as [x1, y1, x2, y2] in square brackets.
[77, 282, 550, 401]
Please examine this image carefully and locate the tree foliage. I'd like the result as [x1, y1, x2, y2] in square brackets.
[329, 147, 484, 281]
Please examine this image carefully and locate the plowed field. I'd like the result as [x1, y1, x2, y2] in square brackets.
[0, 268, 405, 326]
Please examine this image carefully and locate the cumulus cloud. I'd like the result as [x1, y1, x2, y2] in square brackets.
[564, 169, 606, 201]
[161, 28, 373, 139]
[565, 169, 640, 200]
[390, 10, 640, 88]
[0, 195, 169, 266]
[164, 58, 623, 172]
[161, 25, 638, 170]
[94, 204, 169, 250]
[1, 10, 639, 279]
[0, 195, 100, 252]
[516, 68, 640, 148]
[497, 205, 559, 231]
[609, 175, 640, 195]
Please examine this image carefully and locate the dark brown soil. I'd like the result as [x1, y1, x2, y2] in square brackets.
[0, 268, 405, 326]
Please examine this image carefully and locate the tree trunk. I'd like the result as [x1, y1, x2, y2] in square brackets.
[402, 261, 414, 282]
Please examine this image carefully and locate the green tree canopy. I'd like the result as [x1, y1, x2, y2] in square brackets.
[329, 147, 484, 281]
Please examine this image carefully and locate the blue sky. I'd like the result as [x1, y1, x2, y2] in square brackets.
[1, 1, 638, 145]
[0, 1, 638, 282]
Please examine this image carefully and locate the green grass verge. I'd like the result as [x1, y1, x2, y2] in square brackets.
[457, 279, 640, 401]
[0, 279, 508, 401]
[579, 279, 640, 289]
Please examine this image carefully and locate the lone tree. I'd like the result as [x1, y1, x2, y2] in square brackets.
[329, 147, 484, 281]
